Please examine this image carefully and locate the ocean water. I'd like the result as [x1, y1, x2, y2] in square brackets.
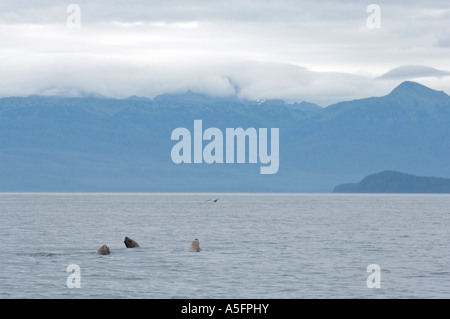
[0, 193, 449, 299]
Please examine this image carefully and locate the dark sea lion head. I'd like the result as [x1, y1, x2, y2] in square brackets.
[97, 244, 110, 255]
[188, 238, 200, 252]
[124, 236, 140, 248]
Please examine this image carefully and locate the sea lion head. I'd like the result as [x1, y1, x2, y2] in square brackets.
[97, 244, 110, 255]
[124, 236, 140, 248]
[188, 238, 200, 252]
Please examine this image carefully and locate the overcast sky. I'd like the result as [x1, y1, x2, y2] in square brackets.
[0, 0, 449, 105]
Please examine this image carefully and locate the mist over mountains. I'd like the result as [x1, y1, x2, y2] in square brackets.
[1, 81, 449, 192]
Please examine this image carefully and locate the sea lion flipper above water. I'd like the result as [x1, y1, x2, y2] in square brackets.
[188, 238, 200, 252]
[124, 236, 140, 248]
[97, 244, 110, 255]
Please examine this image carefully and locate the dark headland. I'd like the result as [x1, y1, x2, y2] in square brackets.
[333, 171, 450, 193]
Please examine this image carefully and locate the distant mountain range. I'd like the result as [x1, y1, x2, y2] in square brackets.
[334, 171, 450, 193]
[1, 81, 449, 192]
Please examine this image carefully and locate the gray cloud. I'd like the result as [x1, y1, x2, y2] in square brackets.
[436, 34, 450, 48]
[379, 65, 450, 80]
[0, 0, 450, 104]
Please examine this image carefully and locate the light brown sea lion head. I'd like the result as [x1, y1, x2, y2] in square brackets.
[97, 244, 110, 255]
[188, 238, 200, 252]
[124, 236, 140, 248]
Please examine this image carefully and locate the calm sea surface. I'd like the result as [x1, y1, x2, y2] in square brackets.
[0, 193, 449, 299]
